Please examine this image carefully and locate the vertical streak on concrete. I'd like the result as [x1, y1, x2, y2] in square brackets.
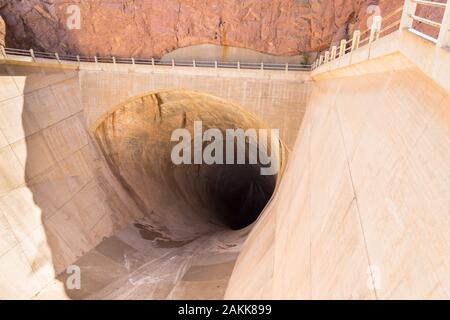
[333, 93, 379, 300]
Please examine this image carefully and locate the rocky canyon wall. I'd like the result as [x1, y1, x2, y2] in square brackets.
[0, 0, 443, 59]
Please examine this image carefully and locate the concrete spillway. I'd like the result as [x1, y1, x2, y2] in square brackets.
[0, 30, 449, 299]
[226, 31, 450, 299]
[0, 60, 302, 299]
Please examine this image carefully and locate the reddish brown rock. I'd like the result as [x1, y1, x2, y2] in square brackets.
[0, 0, 441, 59]
[413, 0, 446, 39]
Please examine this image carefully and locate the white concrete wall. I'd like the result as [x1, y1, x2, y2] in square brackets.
[0, 64, 142, 299]
[1, 28, 448, 299]
[226, 49, 450, 299]
[80, 66, 311, 148]
[0, 60, 310, 299]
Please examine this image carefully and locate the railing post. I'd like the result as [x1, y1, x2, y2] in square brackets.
[94, 56, 98, 64]
[324, 51, 330, 63]
[319, 55, 324, 65]
[30, 49, 36, 61]
[171, 58, 175, 68]
[151, 58, 155, 68]
[260, 62, 264, 71]
[193, 59, 196, 68]
[113, 56, 116, 64]
[369, 16, 382, 44]
[437, 3, 450, 48]
[339, 39, 346, 58]
[331, 46, 337, 60]
[351, 30, 361, 51]
[400, 0, 417, 30]
[285, 62, 289, 72]
[375, 16, 382, 41]
[368, 16, 382, 58]
[131, 57, 135, 65]
[76, 55, 80, 64]
[237, 61, 240, 70]
[214, 60, 218, 69]
[55, 52, 61, 63]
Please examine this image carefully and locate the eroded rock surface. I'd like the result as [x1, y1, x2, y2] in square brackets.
[0, 0, 443, 58]
[0, 0, 403, 58]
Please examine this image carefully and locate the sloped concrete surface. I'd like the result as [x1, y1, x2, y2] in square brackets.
[226, 52, 450, 299]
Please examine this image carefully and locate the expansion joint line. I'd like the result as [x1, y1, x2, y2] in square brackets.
[332, 83, 379, 300]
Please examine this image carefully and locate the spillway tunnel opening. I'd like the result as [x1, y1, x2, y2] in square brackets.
[92, 89, 285, 240]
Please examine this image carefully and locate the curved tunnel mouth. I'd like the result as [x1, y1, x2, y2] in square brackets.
[93, 89, 285, 237]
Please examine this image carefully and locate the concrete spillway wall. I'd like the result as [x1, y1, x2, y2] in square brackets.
[0, 28, 448, 299]
[80, 66, 311, 148]
[0, 62, 310, 299]
[226, 32, 450, 299]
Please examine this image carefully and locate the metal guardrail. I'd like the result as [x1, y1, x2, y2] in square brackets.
[402, 0, 450, 45]
[312, 0, 450, 70]
[0, 47, 312, 72]
[413, 0, 447, 8]
[312, 6, 404, 70]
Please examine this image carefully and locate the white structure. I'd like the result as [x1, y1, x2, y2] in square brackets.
[314, 0, 450, 70]
[0, 1, 448, 299]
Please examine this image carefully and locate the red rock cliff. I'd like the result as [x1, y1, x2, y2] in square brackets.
[0, 0, 440, 59]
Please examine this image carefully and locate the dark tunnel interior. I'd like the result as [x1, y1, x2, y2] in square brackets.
[201, 163, 277, 230]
